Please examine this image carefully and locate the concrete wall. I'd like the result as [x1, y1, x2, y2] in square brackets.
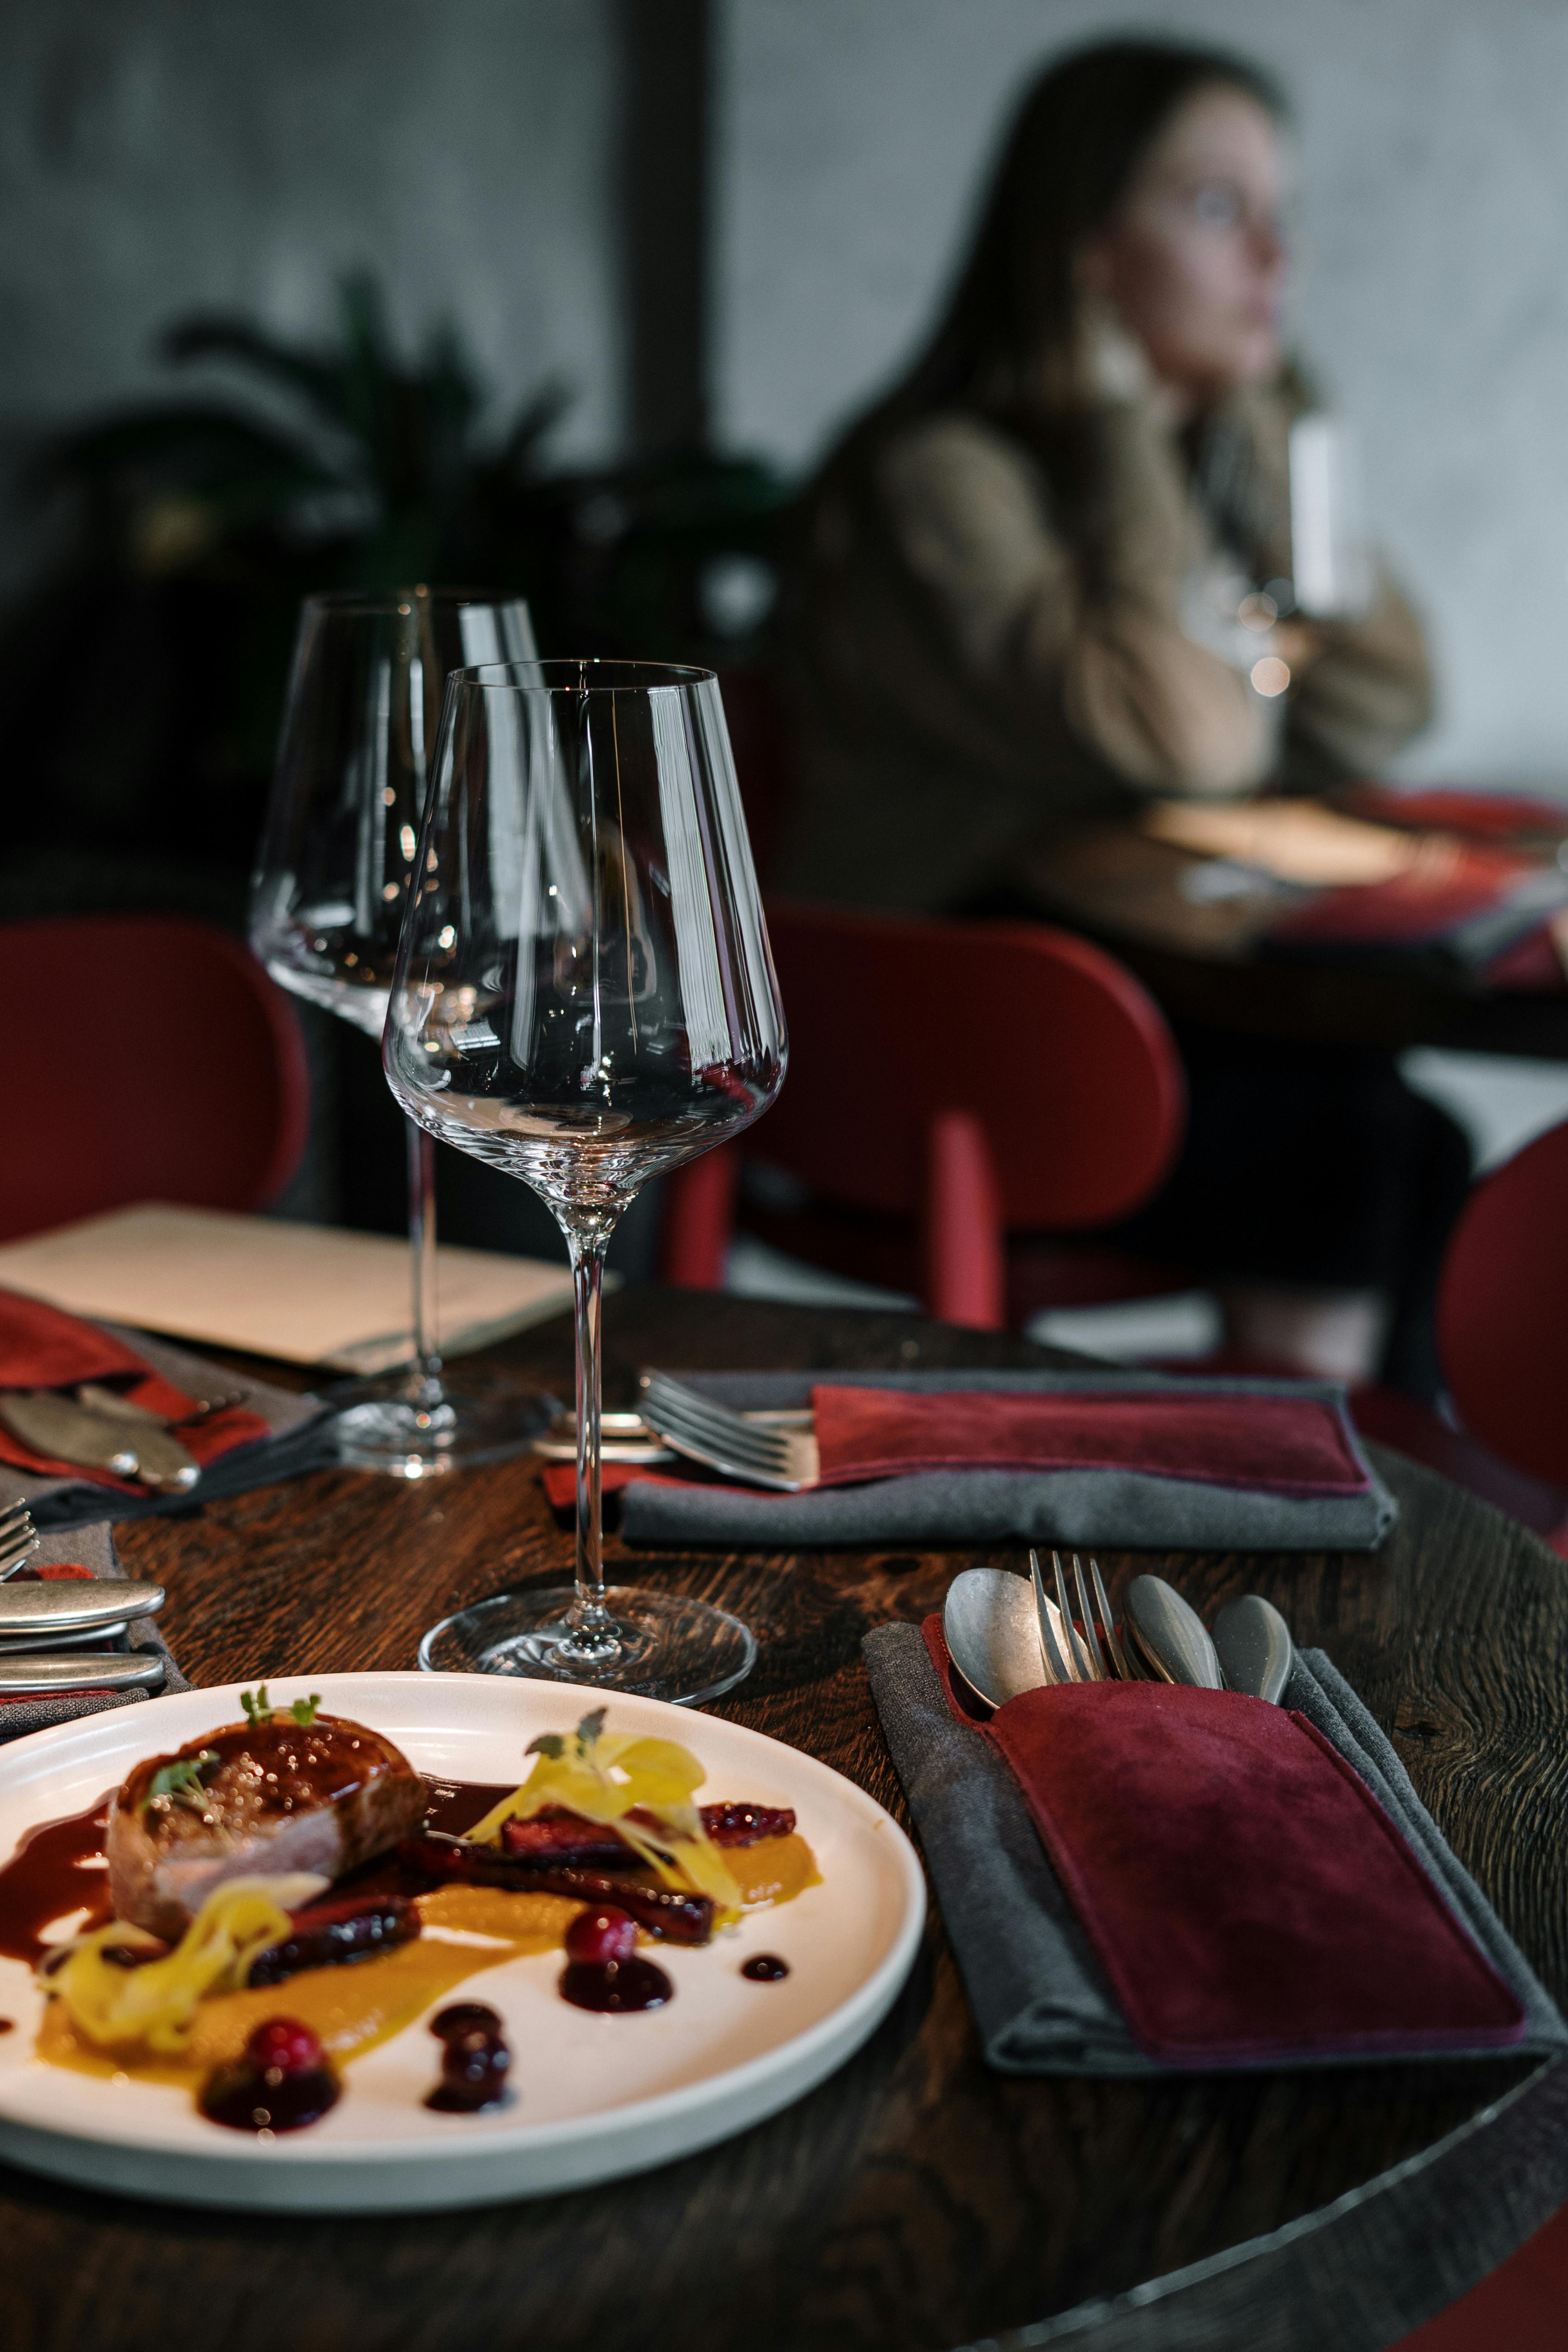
[0, 0, 621, 511]
[716, 0, 1568, 788]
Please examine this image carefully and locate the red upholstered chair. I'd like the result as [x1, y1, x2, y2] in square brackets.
[660, 901, 1186, 1328]
[0, 915, 310, 1244]
[1437, 1117, 1568, 1489]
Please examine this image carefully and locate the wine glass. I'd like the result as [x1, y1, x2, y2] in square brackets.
[384, 660, 787, 1703]
[250, 586, 553, 1476]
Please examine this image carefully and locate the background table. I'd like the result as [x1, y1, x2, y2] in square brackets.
[6, 1290, 1568, 2352]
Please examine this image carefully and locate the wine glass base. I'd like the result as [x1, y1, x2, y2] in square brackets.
[418, 1585, 758, 1707]
[333, 1373, 557, 1479]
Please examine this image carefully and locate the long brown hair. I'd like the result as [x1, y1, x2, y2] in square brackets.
[841, 38, 1288, 445]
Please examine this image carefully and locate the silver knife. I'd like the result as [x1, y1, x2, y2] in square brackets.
[0, 1392, 200, 1491]
[0, 1579, 165, 1634]
[0, 1652, 166, 1695]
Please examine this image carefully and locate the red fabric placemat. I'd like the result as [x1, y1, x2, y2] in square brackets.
[922, 1618, 1524, 2064]
[0, 1286, 268, 1490]
[810, 1384, 1370, 1494]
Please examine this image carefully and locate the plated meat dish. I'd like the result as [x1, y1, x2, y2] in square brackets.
[0, 1695, 820, 2136]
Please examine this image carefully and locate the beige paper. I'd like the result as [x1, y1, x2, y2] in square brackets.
[0, 1204, 583, 1373]
[1143, 797, 1457, 888]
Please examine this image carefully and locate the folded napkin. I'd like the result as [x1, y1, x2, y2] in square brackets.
[865, 1618, 1565, 2074]
[616, 1370, 1398, 1552]
[0, 1523, 189, 1742]
[0, 1287, 335, 1530]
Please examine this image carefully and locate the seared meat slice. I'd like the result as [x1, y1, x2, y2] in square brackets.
[107, 1716, 426, 1940]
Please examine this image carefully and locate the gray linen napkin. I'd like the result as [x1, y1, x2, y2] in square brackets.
[0, 1521, 190, 1744]
[621, 1369, 1398, 1553]
[862, 1619, 1566, 2074]
[0, 1324, 335, 1531]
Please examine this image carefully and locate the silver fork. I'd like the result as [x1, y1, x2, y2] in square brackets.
[637, 1371, 820, 1491]
[1028, 1547, 1134, 1682]
[0, 1501, 39, 1582]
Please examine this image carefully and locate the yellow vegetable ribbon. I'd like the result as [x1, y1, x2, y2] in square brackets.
[44, 1874, 324, 2055]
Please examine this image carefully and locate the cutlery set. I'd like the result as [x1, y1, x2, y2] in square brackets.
[0, 1380, 238, 1493]
[0, 1502, 167, 1695]
[943, 1554, 1294, 1711]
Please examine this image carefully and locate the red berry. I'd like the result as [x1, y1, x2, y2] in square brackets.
[244, 2017, 324, 2078]
[565, 1905, 638, 1965]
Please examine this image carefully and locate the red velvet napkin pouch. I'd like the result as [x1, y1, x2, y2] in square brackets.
[812, 1384, 1370, 1494]
[922, 1618, 1525, 2065]
[0, 1287, 269, 1491]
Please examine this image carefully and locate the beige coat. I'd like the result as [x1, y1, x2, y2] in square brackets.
[777, 381, 1434, 913]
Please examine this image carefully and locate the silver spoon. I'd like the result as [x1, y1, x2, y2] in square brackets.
[943, 1568, 1051, 1709]
[1124, 1575, 1224, 1689]
[1212, 1594, 1295, 1704]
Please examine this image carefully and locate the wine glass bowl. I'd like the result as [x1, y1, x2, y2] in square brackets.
[388, 659, 786, 1701]
[250, 587, 551, 1477]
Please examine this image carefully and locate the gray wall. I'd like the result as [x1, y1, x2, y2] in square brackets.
[717, 0, 1568, 788]
[0, 0, 621, 521]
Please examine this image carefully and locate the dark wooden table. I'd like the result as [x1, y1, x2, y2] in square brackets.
[7, 1290, 1568, 2352]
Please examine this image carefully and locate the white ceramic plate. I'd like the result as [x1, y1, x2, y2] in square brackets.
[0, 1673, 924, 2212]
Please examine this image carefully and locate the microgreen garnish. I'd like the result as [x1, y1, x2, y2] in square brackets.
[524, 1708, 607, 1765]
[144, 1749, 217, 1820]
[239, 1685, 321, 1729]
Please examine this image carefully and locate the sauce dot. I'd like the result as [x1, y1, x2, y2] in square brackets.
[741, 1954, 789, 1982]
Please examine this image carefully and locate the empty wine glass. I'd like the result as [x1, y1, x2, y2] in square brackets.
[250, 586, 553, 1475]
[386, 660, 787, 1702]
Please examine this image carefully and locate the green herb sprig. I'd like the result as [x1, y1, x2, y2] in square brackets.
[525, 1706, 606, 1763]
[239, 1686, 322, 1729]
[144, 1749, 217, 1820]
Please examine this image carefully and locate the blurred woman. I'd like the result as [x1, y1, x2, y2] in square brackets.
[780, 42, 1461, 1393]
[780, 38, 1430, 909]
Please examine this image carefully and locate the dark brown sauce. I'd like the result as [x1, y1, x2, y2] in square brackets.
[560, 1956, 672, 2013]
[425, 2000, 512, 2112]
[0, 2019, 13, 2034]
[741, 1954, 789, 1982]
[199, 2064, 341, 2134]
[0, 1795, 113, 1966]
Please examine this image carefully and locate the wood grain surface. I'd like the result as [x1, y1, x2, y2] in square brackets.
[4, 1289, 1567, 2352]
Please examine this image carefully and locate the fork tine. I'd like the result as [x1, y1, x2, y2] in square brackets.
[1047, 1551, 1090, 1681]
[640, 1375, 792, 1454]
[642, 1384, 793, 1471]
[1071, 1555, 1108, 1680]
[1089, 1557, 1134, 1680]
[1028, 1549, 1072, 1684]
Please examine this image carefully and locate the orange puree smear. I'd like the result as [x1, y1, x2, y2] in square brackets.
[35, 1837, 820, 2087]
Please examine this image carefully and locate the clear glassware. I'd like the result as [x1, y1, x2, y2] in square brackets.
[250, 587, 554, 1476]
[386, 660, 787, 1702]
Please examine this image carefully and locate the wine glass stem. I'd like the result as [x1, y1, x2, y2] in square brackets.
[405, 1119, 444, 1407]
[568, 1229, 615, 1642]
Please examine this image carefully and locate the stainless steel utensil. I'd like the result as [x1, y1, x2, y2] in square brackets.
[0, 1502, 38, 1581]
[1087, 1555, 1134, 1681]
[1124, 1574, 1225, 1688]
[532, 1411, 676, 1467]
[0, 1579, 165, 1636]
[638, 1372, 820, 1491]
[0, 1392, 200, 1491]
[1212, 1594, 1295, 1703]
[0, 1651, 165, 1695]
[76, 1381, 242, 1432]
[0, 1619, 129, 1655]
[1026, 1551, 1074, 1684]
[943, 1567, 1051, 1709]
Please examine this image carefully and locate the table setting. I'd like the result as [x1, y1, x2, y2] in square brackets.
[3, 598, 1568, 2352]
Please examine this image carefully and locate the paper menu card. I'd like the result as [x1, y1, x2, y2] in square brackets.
[0, 1204, 582, 1374]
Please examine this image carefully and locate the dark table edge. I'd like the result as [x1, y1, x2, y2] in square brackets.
[968, 2053, 1568, 2351]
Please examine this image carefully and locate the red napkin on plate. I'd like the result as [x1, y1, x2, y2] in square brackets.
[811, 1384, 1369, 1494]
[0, 1286, 269, 1490]
[922, 1619, 1524, 2064]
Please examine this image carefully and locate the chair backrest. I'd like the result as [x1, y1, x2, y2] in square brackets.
[1438, 1117, 1568, 1487]
[0, 915, 310, 1244]
[754, 899, 1185, 1229]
